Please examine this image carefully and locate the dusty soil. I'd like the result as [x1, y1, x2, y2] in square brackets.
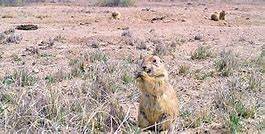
[0, 1, 264, 133]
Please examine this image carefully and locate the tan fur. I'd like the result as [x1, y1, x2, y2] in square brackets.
[219, 10, 226, 20]
[211, 12, 219, 21]
[112, 11, 121, 19]
[135, 55, 179, 132]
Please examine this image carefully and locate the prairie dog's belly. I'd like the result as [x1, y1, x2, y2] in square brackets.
[139, 93, 171, 123]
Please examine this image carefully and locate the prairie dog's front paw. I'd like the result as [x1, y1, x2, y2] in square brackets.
[135, 71, 148, 79]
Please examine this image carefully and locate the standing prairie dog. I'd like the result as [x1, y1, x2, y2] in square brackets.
[219, 10, 226, 20]
[112, 11, 121, 19]
[135, 55, 179, 132]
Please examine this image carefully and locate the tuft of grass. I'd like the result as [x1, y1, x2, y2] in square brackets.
[178, 65, 190, 76]
[215, 89, 257, 119]
[69, 59, 86, 79]
[153, 43, 168, 57]
[2, 70, 36, 87]
[214, 50, 238, 76]
[247, 73, 263, 92]
[0, 93, 14, 113]
[53, 34, 66, 43]
[256, 119, 265, 131]
[228, 112, 242, 134]
[191, 46, 212, 60]
[193, 69, 214, 80]
[90, 51, 108, 63]
[35, 15, 48, 19]
[257, 45, 265, 73]
[98, 0, 135, 7]
[44, 70, 69, 84]
[122, 72, 133, 85]
[180, 110, 213, 129]
[11, 54, 21, 61]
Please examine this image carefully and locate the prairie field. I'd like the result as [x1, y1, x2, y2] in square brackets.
[0, 0, 264, 133]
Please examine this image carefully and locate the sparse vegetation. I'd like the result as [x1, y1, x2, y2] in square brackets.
[0, 2, 264, 134]
[98, 0, 135, 7]
[247, 73, 263, 92]
[215, 51, 238, 76]
[0, 29, 22, 44]
[191, 46, 212, 60]
[257, 45, 265, 73]
[90, 50, 108, 63]
[193, 69, 213, 80]
[227, 112, 242, 134]
[2, 70, 36, 87]
[178, 65, 190, 76]
[180, 110, 213, 129]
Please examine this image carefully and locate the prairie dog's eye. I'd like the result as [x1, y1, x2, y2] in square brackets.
[153, 59, 156, 63]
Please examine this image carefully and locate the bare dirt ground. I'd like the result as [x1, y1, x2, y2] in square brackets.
[0, 1, 264, 133]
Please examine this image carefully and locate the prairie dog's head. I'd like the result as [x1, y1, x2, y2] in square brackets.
[139, 55, 168, 79]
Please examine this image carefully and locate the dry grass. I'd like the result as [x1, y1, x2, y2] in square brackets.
[0, 51, 140, 133]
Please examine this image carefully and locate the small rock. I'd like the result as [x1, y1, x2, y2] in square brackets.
[25, 46, 39, 55]
[181, 19, 186, 22]
[38, 39, 54, 50]
[32, 68, 39, 73]
[246, 17, 250, 20]
[194, 34, 202, 40]
[121, 30, 132, 37]
[4, 28, 15, 35]
[122, 27, 129, 30]
[91, 42, 99, 48]
[234, 7, 239, 10]
[6, 33, 23, 44]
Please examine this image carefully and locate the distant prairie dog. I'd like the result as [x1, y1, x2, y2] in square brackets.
[135, 55, 179, 132]
[219, 10, 226, 20]
[211, 12, 219, 21]
[211, 11, 226, 21]
[112, 11, 121, 19]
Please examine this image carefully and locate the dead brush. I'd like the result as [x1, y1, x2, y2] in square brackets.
[78, 60, 137, 133]
[2, 69, 36, 87]
[178, 64, 190, 76]
[153, 41, 176, 57]
[0, 28, 22, 44]
[214, 50, 238, 76]
[191, 46, 212, 60]
[89, 50, 108, 63]
[1, 51, 138, 133]
[246, 72, 263, 92]
[180, 109, 214, 129]
[257, 45, 265, 73]
[214, 76, 262, 133]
